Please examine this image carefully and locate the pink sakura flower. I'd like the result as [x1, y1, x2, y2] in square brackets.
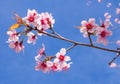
[35, 61, 50, 73]
[104, 12, 111, 19]
[98, 0, 102, 3]
[7, 30, 19, 42]
[114, 18, 120, 24]
[35, 44, 45, 61]
[103, 13, 112, 28]
[55, 48, 71, 62]
[106, 3, 112, 8]
[51, 62, 60, 71]
[53, 48, 72, 71]
[46, 61, 61, 72]
[9, 41, 24, 53]
[99, 19, 111, 29]
[46, 60, 62, 72]
[35, 60, 58, 72]
[22, 9, 39, 26]
[80, 18, 97, 37]
[47, 60, 72, 72]
[61, 62, 72, 71]
[116, 40, 120, 45]
[109, 63, 117, 68]
[37, 12, 55, 31]
[116, 8, 120, 15]
[27, 32, 37, 44]
[97, 28, 112, 45]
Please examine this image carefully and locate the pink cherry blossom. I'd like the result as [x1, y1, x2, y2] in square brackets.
[54, 48, 72, 71]
[104, 12, 111, 19]
[99, 19, 111, 29]
[98, 0, 102, 3]
[109, 63, 117, 68]
[9, 41, 24, 53]
[97, 28, 112, 45]
[22, 9, 39, 26]
[55, 48, 71, 62]
[35, 44, 45, 61]
[116, 40, 120, 45]
[27, 32, 37, 44]
[35, 61, 50, 73]
[37, 12, 55, 31]
[80, 18, 97, 37]
[51, 63, 60, 71]
[46, 61, 61, 72]
[62, 62, 72, 71]
[114, 18, 120, 24]
[106, 3, 112, 8]
[7, 30, 19, 42]
[51, 60, 72, 72]
[116, 8, 120, 15]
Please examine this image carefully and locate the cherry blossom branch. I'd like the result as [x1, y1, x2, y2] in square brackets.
[36, 26, 120, 66]
[7, 9, 120, 72]
[40, 31, 120, 53]
[25, 25, 120, 64]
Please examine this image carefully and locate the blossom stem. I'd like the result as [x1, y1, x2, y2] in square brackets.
[66, 43, 77, 52]
[109, 54, 120, 65]
[50, 28, 63, 37]
[88, 33, 93, 45]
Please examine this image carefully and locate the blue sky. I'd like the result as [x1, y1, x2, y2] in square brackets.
[1, 0, 120, 84]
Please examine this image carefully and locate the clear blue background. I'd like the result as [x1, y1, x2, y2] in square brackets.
[1, 0, 120, 84]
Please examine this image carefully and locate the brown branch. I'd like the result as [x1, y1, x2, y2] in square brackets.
[40, 31, 120, 53]
[25, 25, 120, 55]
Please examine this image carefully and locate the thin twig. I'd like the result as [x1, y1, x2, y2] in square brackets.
[66, 43, 77, 52]
[109, 48, 120, 65]
[88, 33, 93, 45]
[50, 28, 63, 37]
[109, 54, 120, 65]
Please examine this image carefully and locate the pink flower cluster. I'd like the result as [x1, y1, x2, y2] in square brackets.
[7, 9, 55, 53]
[35, 45, 72, 73]
[80, 16, 112, 45]
[7, 30, 24, 53]
[22, 9, 55, 33]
